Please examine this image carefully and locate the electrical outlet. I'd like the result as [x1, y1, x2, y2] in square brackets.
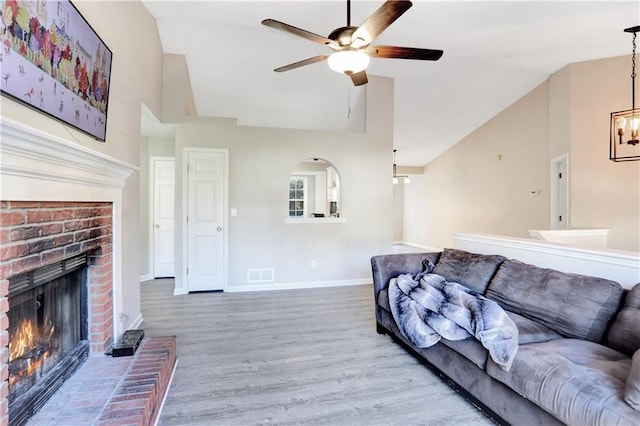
[310, 260, 317, 269]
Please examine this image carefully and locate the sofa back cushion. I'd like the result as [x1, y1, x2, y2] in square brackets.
[485, 259, 624, 342]
[431, 248, 505, 293]
[607, 283, 640, 356]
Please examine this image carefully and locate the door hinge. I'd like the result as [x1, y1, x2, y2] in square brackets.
[186, 216, 188, 223]
[186, 267, 189, 275]
[187, 163, 190, 172]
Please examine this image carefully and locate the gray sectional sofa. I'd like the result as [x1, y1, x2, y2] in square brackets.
[371, 249, 640, 425]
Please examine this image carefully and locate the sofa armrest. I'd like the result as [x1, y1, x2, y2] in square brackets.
[370, 252, 441, 301]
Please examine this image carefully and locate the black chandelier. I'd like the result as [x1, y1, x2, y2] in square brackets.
[610, 25, 640, 162]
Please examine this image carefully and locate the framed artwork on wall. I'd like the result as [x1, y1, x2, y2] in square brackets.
[1, 0, 112, 141]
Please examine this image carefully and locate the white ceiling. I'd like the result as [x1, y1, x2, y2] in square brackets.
[141, 1, 640, 166]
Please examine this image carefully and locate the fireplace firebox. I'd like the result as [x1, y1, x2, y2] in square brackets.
[7, 253, 90, 426]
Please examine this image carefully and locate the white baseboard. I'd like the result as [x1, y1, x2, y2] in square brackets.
[226, 278, 371, 293]
[173, 286, 188, 296]
[128, 313, 143, 330]
[131, 314, 143, 329]
[155, 358, 178, 426]
[139, 274, 153, 282]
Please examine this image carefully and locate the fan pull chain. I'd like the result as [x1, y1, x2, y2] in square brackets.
[347, 86, 352, 120]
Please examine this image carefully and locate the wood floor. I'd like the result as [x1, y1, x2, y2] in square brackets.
[141, 280, 495, 426]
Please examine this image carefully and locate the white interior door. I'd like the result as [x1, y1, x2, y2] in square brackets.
[152, 157, 175, 277]
[186, 150, 226, 291]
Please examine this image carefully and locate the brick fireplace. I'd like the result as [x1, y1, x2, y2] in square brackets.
[0, 118, 136, 425]
[2, 201, 114, 424]
[1, 201, 115, 349]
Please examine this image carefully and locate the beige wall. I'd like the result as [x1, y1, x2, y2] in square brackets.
[404, 55, 640, 253]
[1, 1, 164, 329]
[171, 76, 394, 291]
[548, 65, 572, 160]
[564, 56, 640, 251]
[393, 183, 404, 242]
[162, 54, 196, 121]
[403, 82, 551, 249]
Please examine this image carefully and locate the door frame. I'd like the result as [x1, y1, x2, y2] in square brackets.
[550, 153, 569, 229]
[181, 148, 229, 292]
[149, 156, 176, 279]
[148, 155, 176, 279]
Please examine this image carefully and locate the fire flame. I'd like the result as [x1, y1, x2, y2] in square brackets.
[9, 320, 34, 361]
[8, 319, 55, 388]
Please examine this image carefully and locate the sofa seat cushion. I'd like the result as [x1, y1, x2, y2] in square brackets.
[432, 249, 506, 293]
[486, 259, 624, 342]
[607, 283, 640, 356]
[486, 339, 638, 426]
[506, 310, 562, 345]
[627, 349, 640, 410]
[439, 337, 489, 369]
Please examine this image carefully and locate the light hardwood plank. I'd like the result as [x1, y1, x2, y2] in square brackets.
[141, 280, 495, 426]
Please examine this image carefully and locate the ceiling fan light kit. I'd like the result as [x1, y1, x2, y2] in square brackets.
[328, 50, 371, 75]
[262, 0, 443, 86]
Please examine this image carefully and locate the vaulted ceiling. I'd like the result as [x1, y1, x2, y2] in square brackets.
[141, 1, 639, 166]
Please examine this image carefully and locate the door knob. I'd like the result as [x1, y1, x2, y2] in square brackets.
[155, 224, 160, 229]
[217, 227, 223, 232]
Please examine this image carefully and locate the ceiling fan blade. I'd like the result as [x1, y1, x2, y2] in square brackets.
[351, 1, 413, 48]
[350, 70, 368, 86]
[262, 19, 338, 48]
[273, 55, 331, 72]
[367, 45, 443, 61]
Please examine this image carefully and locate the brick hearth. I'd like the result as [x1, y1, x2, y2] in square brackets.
[27, 336, 177, 426]
[0, 201, 115, 424]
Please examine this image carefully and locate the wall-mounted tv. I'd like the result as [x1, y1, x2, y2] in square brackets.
[1, 0, 112, 141]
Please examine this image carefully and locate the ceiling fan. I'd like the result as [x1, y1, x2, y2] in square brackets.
[261, 0, 443, 86]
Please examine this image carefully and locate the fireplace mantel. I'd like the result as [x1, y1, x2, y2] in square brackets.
[0, 116, 138, 334]
[1, 117, 141, 424]
[0, 117, 137, 200]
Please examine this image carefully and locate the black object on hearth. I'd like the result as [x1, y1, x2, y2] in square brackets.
[111, 329, 145, 357]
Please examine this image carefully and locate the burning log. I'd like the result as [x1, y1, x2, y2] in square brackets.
[8, 343, 52, 380]
[10, 342, 52, 362]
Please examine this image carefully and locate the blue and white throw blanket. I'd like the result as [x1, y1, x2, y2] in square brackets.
[389, 267, 518, 371]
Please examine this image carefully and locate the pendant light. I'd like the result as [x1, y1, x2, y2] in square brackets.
[610, 25, 640, 162]
[392, 150, 410, 184]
